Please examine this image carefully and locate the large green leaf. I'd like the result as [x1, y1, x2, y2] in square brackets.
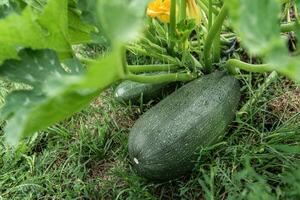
[67, 10, 95, 44]
[0, 48, 125, 145]
[77, 0, 99, 27]
[0, 0, 151, 146]
[266, 46, 300, 82]
[0, 44, 19, 64]
[76, 0, 149, 44]
[97, 0, 149, 44]
[0, 0, 71, 63]
[228, 0, 281, 55]
[37, 0, 71, 56]
[228, 0, 300, 83]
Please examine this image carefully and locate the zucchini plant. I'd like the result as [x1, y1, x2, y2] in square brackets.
[0, 0, 298, 149]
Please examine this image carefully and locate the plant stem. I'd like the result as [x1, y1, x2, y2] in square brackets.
[198, 0, 209, 17]
[202, 0, 219, 15]
[169, 0, 177, 50]
[237, 71, 278, 117]
[126, 72, 196, 84]
[225, 59, 272, 74]
[203, 4, 228, 73]
[212, 28, 221, 63]
[127, 64, 181, 73]
[179, 0, 187, 21]
[122, 46, 128, 74]
[208, 0, 212, 30]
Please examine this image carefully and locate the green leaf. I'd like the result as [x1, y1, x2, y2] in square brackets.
[228, 0, 300, 82]
[228, 0, 282, 55]
[0, 49, 69, 90]
[97, 0, 149, 43]
[0, 44, 19, 64]
[266, 46, 300, 82]
[68, 9, 94, 44]
[77, 0, 99, 27]
[0, 0, 71, 62]
[37, 0, 71, 57]
[0, 48, 125, 146]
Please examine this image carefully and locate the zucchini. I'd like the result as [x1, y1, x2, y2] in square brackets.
[128, 71, 241, 181]
[114, 81, 173, 103]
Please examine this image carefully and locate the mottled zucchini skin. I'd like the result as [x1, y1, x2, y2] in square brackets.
[114, 81, 172, 104]
[128, 71, 241, 181]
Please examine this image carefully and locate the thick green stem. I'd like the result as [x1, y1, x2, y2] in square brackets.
[126, 72, 197, 84]
[203, 4, 228, 73]
[122, 46, 128, 74]
[169, 0, 177, 50]
[212, 28, 221, 63]
[225, 59, 272, 74]
[127, 64, 180, 73]
[179, 0, 187, 21]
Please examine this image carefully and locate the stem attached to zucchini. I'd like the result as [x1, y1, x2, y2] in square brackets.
[203, 4, 228, 73]
[126, 72, 197, 84]
[127, 64, 181, 73]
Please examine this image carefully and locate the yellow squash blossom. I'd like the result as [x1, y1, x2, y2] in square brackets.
[147, 0, 201, 25]
[147, 0, 171, 23]
[186, 0, 201, 25]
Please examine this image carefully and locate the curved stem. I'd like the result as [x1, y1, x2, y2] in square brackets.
[225, 59, 272, 74]
[126, 72, 197, 84]
[127, 64, 181, 73]
[203, 4, 228, 73]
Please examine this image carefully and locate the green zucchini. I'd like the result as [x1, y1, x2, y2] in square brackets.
[114, 81, 172, 103]
[128, 71, 241, 181]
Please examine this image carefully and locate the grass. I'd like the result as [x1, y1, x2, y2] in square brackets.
[0, 49, 299, 199]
